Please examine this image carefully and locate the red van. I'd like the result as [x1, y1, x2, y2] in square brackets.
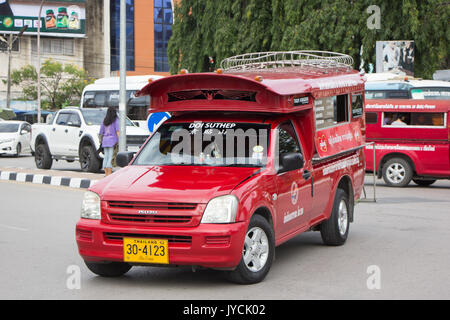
[76, 51, 366, 284]
[365, 99, 450, 187]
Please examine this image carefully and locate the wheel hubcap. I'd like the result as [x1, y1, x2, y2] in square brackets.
[81, 152, 90, 169]
[243, 227, 269, 272]
[387, 163, 405, 184]
[338, 200, 348, 236]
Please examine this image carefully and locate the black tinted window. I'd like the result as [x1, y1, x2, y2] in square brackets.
[56, 113, 71, 125]
[365, 112, 378, 124]
[278, 122, 301, 156]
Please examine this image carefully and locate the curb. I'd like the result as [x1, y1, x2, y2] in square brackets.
[0, 170, 98, 189]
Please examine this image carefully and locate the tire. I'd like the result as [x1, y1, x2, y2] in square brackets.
[14, 143, 21, 157]
[35, 144, 53, 169]
[85, 261, 132, 277]
[413, 179, 436, 186]
[320, 188, 351, 246]
[80, 145, 102, 173]
[225, 214, 275, 284]
[382, 158, 413, 187]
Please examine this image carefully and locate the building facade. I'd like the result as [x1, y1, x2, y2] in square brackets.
[0, 0, 174, 109]
[109, 0, 174, 76]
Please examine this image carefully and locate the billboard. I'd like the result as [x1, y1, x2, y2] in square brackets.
[376, 41, 415, 76]
[0, 0, 85, 38]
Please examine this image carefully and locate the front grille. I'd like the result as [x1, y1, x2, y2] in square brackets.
[108, 201, 197, 211]
[108, 213, 192, 224]
[104, 232, 192, 244]
[104, 201, 202, 227]
[126, 135, 148, 146]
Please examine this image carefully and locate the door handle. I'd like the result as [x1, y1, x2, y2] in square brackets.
[65, 129, 68, 133]
[52, 128, 56, 132]
[302, 170, 311, 181]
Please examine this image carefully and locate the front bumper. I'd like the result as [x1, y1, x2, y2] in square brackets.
[0, 142, 16, 155]
[76, 219, 247, 269]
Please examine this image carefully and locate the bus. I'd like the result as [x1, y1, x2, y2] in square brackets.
[365, 99, 450, 187]
[80, 75, 169, 131]
[365, 79, 450, 100]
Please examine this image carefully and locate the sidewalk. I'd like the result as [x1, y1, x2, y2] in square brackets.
[0, 166, 104, 189]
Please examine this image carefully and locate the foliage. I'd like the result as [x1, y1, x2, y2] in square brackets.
[168, 0, 449, 78]
[8, 59, 94, 109]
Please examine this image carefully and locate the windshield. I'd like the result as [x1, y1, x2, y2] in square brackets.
[0, 123, 19, 133]
[133, 122, 271, 167]
[81, 109, 134, 126]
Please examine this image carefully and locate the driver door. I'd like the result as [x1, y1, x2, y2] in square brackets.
[274, 121, 312, 239]
[65, 112, 83, 157]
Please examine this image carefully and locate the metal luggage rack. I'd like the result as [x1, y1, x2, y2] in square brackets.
[221, 51, 354, 74]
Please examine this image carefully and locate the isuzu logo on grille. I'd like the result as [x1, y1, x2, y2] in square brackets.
[138, 210, 158, 215]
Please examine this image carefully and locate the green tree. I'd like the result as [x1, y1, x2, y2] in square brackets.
[168, 0, 449, 78]
[8, 59, 94, 109]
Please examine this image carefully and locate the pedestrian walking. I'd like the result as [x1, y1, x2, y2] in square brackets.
[99, 107, 119, 176]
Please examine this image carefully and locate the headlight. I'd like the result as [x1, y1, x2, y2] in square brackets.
[201, 195, 239, 224]
[81, 191, 101, 220]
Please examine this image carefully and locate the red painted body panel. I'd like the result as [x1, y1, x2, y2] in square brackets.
[76, 68, 367, 269]
[365, 99, 450, 178]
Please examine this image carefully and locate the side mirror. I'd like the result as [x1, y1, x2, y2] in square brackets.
[279, 152, 304, 173]
[20, 130, 28, 135]
[116, 151, 135, 168]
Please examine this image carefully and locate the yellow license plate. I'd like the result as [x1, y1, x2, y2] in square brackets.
[123, 238, 169, 264]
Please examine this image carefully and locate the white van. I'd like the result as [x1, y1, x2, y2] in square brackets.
[81, 75, 166, 130]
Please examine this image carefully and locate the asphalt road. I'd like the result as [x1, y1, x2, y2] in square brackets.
[0, 154, 82, 172]
[0, 179, 449, 300]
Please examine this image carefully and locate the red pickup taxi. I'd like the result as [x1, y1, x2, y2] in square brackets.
[365, 99, 450, 187]
[76, 51, 367, 284]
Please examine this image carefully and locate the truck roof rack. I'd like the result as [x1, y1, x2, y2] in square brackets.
[221, 50, 354, 74]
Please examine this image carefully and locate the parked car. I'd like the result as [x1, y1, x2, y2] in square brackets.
[0, 121, 32, 157]
[31, 108, 149, 173]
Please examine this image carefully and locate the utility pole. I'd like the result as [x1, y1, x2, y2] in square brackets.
[37, 0, 45, 123]
[0, 26, 28, 109]
[118, 0, 127, 152]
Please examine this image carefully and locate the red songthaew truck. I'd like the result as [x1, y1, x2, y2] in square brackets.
[76, 51, 367, 284]
[365, 99, 450, 187]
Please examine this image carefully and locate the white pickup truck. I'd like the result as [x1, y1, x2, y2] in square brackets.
[31, 108, 149, 173]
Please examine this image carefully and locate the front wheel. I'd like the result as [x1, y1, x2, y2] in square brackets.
[320, 188, 351, 246]
[35, 144, 53, 169]
[225, 214, 275, 284]
[85, 261, 132, 277]
[14, 143, 21, 157]
[80, 145, 101, 173]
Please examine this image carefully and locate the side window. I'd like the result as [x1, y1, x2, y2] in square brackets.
[22, 124, 31, 133]
[55, 113, 71, 126]
[277, 121, 303, 172]
[83, 91, 95, 108]
[94, 92, 107, 107]
[383, 112, 445, 127]
[351, 94, 364, 118]
[314, 94, 349, 129]
[107, 91, 119, 108]
[365, 112, 378, 124]
[68, 113, 81, 127]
